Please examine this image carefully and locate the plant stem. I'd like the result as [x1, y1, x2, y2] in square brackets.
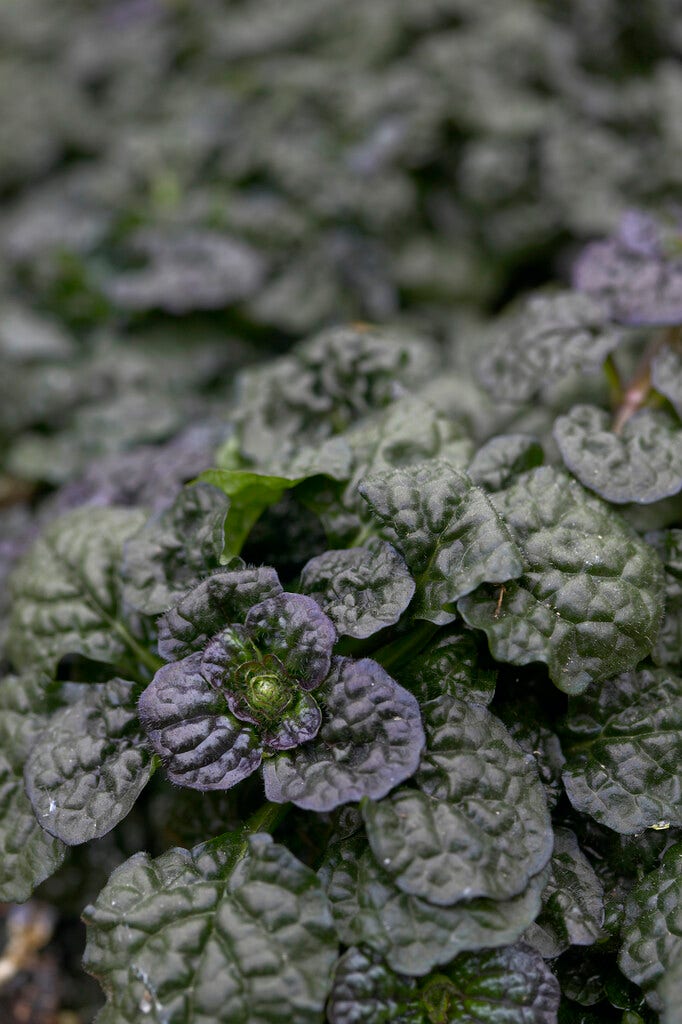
[242, 800, 290, 839]
[114, 623, 165, 675]
[373, 620, 438, 671]
[612, 327, 678, 434]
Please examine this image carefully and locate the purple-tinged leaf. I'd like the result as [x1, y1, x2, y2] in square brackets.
[138, 654, 262, 791]
[263, 657, 424, 811]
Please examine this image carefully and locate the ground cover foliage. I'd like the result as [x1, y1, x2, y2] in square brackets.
[1, 2, 682, 1022]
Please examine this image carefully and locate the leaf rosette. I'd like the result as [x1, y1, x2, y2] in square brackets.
[139, 578, 424, 808]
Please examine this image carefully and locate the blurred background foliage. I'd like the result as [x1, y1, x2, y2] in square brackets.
[0, 3, 681, 1015]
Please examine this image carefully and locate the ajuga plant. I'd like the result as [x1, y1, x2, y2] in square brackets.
[2, 213, 682, 1023]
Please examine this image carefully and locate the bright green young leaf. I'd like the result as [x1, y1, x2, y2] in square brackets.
[299, 539, 415, 639]
[0, 705, 66, 901]
[458, 467, 665, 693]
[554, 405, 682, 505]
[122, 483, 230, 615]
[562, 667, 682, 834]
[477, 292, 621, 402]
[468, 433, 544, 492]
[24, 677, 153, 845]
[196, 468, 306, 558]
[8, 507, 146, 673]
[371, 695, 553, 905]
[395, 623, 497, 705]
[618, 844, 682, 1013]
[645, 529, 682, 668]
[359, 460, 524, 625]
[524, 828, 604, 959]
[83, 832, 338, 1024]
[320, 836, 549, 977]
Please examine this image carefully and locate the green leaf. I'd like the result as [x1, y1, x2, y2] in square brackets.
[8, 507, 147, 673]
[196, 468, 306, 558]
[320, 837, 549, 977]
[458, 467, 665, 694]
[24, 677, 153, 845]
[262, 657, 425, 812]
[364, 695, 553, 905]
[359, 460, 524, 625]
[0, 702, 66, 901]
[468, 434, 544, 492]
[477, 292, 621, 403]
[562, 667, 682, 834]
[233, 325, 439, 465]
[299, 396, 473, 548]
[157, 566, 283, 661]
[618, 844, 682, 1013]
[83, 832, 338, 1024]
[524, 828, 604, 959]
[299, 539, 415, 639]
[495, 683, 566, 810]
[645, 529, 682, 668]
[326, 947, 420, 1024]
[418, 943, 560, 1024]
[327, 943, 560, 1024]
[122, 483, 230, 615]
[395, 623, 497, 705]
[554, 405, 682, 505]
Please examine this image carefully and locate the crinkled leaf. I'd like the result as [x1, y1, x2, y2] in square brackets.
[234, 325, 439, 465]
[418, 943, 560, 1024]
[652, 343, 682, 419]
[562, 667, 682, 834]
[618, 844, 682, 1012]
[320, 837, 549, 977]
[366, 694, 552, 905]
[327, 943, 559, 1024]
[245, 592, 336, 690]
[8, 507, 146, 673]
[524, 828, 604, 959]
[554, 405, 682, 505]
[396, 623, 497, 705]
[138, 653, 263, 791]
[263, 657, 424, 812]
[327, 947, 420, 1024]
[477, 292, 621, 403]
[122, 483, 230, 615]
[299, 539, 415, 639]
[300, 396, 473, 548]
[359, 461, 523, 625]
[83, 832, 338, 1024]
[573, 211, 682, 326]
[157, 567, 283, 661]
[24, 678, 152, 846]
[458, 467, 665, 693]
[468, 434, 545, 492]
[646, 529, 682, 668]
[0, 706, 66, 901]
